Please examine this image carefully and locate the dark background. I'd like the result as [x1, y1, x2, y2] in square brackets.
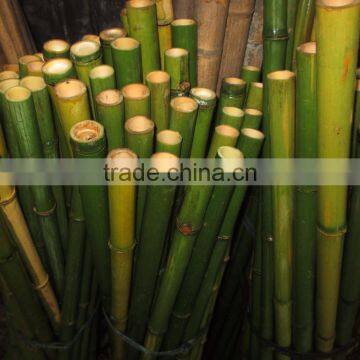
[19, 0, 126, 50]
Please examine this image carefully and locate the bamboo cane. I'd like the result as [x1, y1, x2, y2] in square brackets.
[0, 124, 7, 158]
[107, 148, 137, 359]
[0, 71, 18, 81]
[189, 87, 217, 158]
[145, 71, 170, 132]
[351, 79, 360, 156]
[207, 125, 240, 158]
[171, 19, 198, 87]
[18, 55, 39, 78]
[120, 8, 130, 33]
[156, 129, 182, 155]
[111, 37, 142, 89]
[126, 0, 161, 78]
[241, 108, 263, 130]
[169, 96, 198, 158]
[26, 60, 45, 77]
[217, 0, 256, 92]
[82, 34, 100, 44]
[316, 0, 360, 353]
[218, 107, 244, 130]
[285, 0, 299, 69]
[240, 65, 261, 90]
[158, 25, 172, 71]
[245, 82, 263, 111]
[96, 89, 125, 150]
[194, 0, 230, 90]
[99, 27, 127, 66]
[173, 0, 194, 18]
[43, 39, 70, 60]
[122, 83, 151, 120]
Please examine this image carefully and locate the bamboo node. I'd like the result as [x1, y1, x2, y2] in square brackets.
[317, 225, 347, 237]
[0, 187, 16, 206]
[108, 241, 136, 254]
[172, 311, 191, 319]
[216, 235, 231, 241]
[33, 202, 57, 217]
[176, 219, 201, 236]
[34, 274, 50, 291]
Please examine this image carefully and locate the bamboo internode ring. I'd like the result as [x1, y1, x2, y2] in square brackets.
[33, 201, 57, 217]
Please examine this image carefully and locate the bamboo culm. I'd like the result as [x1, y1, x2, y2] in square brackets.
[99, 27, 127, 66]
[122, 83, 151, 120]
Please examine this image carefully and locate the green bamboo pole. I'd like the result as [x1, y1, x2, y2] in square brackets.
[218, 106, 244, 130]
[70, 120, 111, 309]
[120, 8, 129, 34]
[207, 125, 240, 158]
[43, 39, 70, 60]
[99, 27, 127, 66]
[237, 128, 265, 158]
[122, 83, 151, 120]
[171, 19, 198, 87]
[316, 0, 360, 353]
[293, 41, 317, 353]
[268, 70, 295, 359]
[189, 87, 217, 158]
[351, 80, 360, 157]
[169, 96, 198, 158]
[0, 124, 7, 157]
[5, 86, 65, 298]
[216, 78, 247, 125]
[285, 0, 299, 69]
[146, 70, 170, 132]
[158, 24, 172, 70]
[96, 89, 125, 150]
[126, 0, 161, 78]
[245, 82, 263, 111]
[26, 60, 45, 77]
[241, 109, 263, 130]
[127, 152, 179, 357]
[82, 34, 100, 43]
[163, 147, 243, 351]
[111, 37, 142, 88]
[18, 55, 40, 78]
[164, 48, 190, 97]
[156, 129, 182, 155]
[107, 148, 137, 359]
[0, 71, 19, 81]
[240, 65, 261, 93]
[125, 116, 155, 242]
[291, 0, 315, 70]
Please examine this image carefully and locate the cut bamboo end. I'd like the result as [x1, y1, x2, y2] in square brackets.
[55, 79, 87, 100]
[190, 87, 216, 100]
[224, 77, 246, 86]
[146, 70, 170, 84]
[0, 79, 20, 94]
[242, 65, 261, 71]
[267, 70, 295, 80]
[215, 125, 240, 138]
[151, 152, 180, 172]
[20, 76, 46, 92]
[223, 107, 244, 118]
[112, 37, 140, 50]
[96, 89, 123, 106]
[70, 120, 104, 143]
[319, 0, 355, 7]
[217, 146, 244, 172]
[0, 71, 19, 81]
[170, 96, 198, 112]
[34, 53, 45, 61]
[252, 82, 263, 89]
[19, 55, 39, 66]
[171, 19, 196, 26]
[5, 86, 31, 102]
[165, 48, 189, 58]
[3, 64, 20, 73]
[157, 129, 182, 146]
[241, 128, 265, 140]
[106, 148, 138, 172]
[298, 42, 317, 54]
[100, 28, 127, 43]
[43, 39, 70, 54]
[82, 34, 101, 43]
[245, 108, 263, 116]
[89, 65, 115, 79]
[122, 83, 150, 100]
[42, 58, 73, 76]
[125, 116, 155, 134]
[70, 40, 101, 62]
[27, 61, 44, 74]
[127, 0, 155, 8]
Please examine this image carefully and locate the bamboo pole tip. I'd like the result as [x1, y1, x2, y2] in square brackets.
[27, 61, 44, 74]
[126, 0, 155, 9]
[165, 48, 189, 58]
[100, 28, 127, 42]
[157, 130, 182, 145]
[245, 108, 262, 116]
[20, 76, 46, 92]
[217, 146, 244, 173]
[43, 39, 70, 53]
[5, 86, 31, 102]
[0, 79, 20, 94]
[0, 71, 19, 81]
[190, 87, 216, 100]
[89, 65, 115, 79]
[146, 71, 170, 84]
[122, 83, 150, 99]
[125, 116, 155, 134]
[42, 58, 73, 76]
[96, 89, 123, 106]
[298, 42, 316, 54]
[252, 82, 263, 89]
[106, 148, 138, 172]
[215, 125, 240, 138]
[70, 40, 101, 59]
[241, 128, 265, 140]
[171, 19, 197, 26]
[151, 152, 180, 172]
[19, 55, 40, 65]
[267, 70, 295, 81]
[242, 65, 261, 72]
[223, 106, 244, 118]
[55, 79, 87, 100]
[170, 96, 198, 113]
[70, 120, 104, 143]
[82, 34, 101, 44]
[112, 37, 140, 50]
[319, 0, 355, 7]
[224, 77, 246, 86]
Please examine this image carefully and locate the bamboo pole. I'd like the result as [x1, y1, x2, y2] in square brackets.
[122, 83, 151, 120]
[111, 37, 142, 89]
[158, 24, 172, 70]
[18, 55, 39, 78]
[217, 0, 256, 92]
[99, 27, 127, 66]
[245, 82, 263, 111]
[240, 65, 261, 89]
[316, 0, 360, 353]
[156, 130, 182, 155]
[285, 0, 299, 69]
[241, 108, 263, 130]
[0, 71, 18, 81]
[26, 60, 45, 77]
[218, 107, 244, 130]
[208, 125, 240, 158]
[173, 0, 194, 18]
[82, 34, 100, 44]
[43, 39, 70, 60]
[120, 8, 129, 33]
[351, 80, 360, 157]
[194, 0, 230, 90]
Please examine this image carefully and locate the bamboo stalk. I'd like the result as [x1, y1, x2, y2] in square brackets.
[111, 37, 142, 89]
[169, 96, 198, 158]
[351, 80, 360, 157]
[82, 34, 100, 43]
[43, 39, 70, 60]
[155, 0, 174, 24]
[26, 60, 45, 77]
[218, 107, 244, 130]
[237, 128, 265, 158]
[0, 71, 18, 81]
[207, 125, 240, 158]
[146, 70, 170, 132]
[122, 83, 151, 120]
[96, 89, 125, 150]
[156, 129, 182, 155]
[158, 25, 172, 70]
[189, 87, 217, 158]
[18, 55, 39, 78]
[99, 27, 127, 66]
[120, 8, 129, 33]
[285, 0, 299, 69]
[240, 65, 261, 89]
[126, 0, 161, 78]
[173, 0, 194, 18]
[194, 0, 231, 90]
[245, 82, 263, 111]
[171, 19, 198, 87]
[156, 1, 173, 69]
[316, 0, 360, 353]
[241, 108, 263, 130]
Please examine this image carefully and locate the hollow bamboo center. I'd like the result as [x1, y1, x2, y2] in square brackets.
[44, 39, 69, 53]
[298, 42, 317, 54]
[5, 86, 31, 102]
[89, 65, 114, 79]
[127, 0, 154, 8]
[0, 79, 20, 94]
[242, 65, 260, 71]
[223, 107, 244, 117]
[19, 55, 39, 65]
[82, 34, 100, 43]
[71, 41, 100, 57]
[100, 28, 126, 41]
[122, 83, 150, 99]
[106, 148, 138, 172]
[241, 128, 265, 140]
[172, 19, 196, 26]
[320, 0, 354, 6]
[112, 37, 139, 50]
[190, 87, 216, 100]
[146, 71, 170, 84]
[171, 97, 198, 112]
[165, 48, 188, 58]
[225, 77, 246, 86]
[20, 76, 46, 91]
[55, 79, 87, 99]
[151, 152, 179, 172]
[217, 146, 244, 172]
[96, 89, 123, 106]
[245, 108, 262, 116]
[27, 61, 44, 73]
[125, 116, 154, 134]
[157, 130, 182, 145]
[42, 58, 73, 75]
[267, 70, 295, 80]
[0, 71, 18, 81]
[215, 125, 240, 138]
[70, 120, 104, 142]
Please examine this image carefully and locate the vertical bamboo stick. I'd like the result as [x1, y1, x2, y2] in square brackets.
[285, 0, 299, 69]
[99, 27, 127, 66]
[122, 83, 151, 120]
[43, 39, 70, 60]
[156, 130, 182, 155]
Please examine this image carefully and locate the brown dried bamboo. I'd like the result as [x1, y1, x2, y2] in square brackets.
[173, 0, 194, 18]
